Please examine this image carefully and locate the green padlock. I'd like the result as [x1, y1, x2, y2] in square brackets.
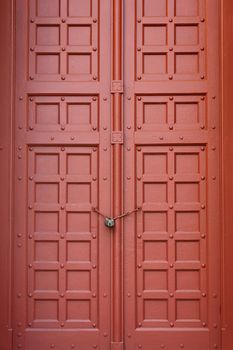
[104, 217, 115, 228]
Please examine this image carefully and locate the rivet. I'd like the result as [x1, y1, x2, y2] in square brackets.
[160, 136, 164, 140]
[61, 76, 66, 80]
[201, 47, 205, 51]
[137, 147, 141, 152]
[213, 345, 218, 349]
[137, 177, 142, 181]
[62, 47, 66, 51]
[212, 125, 216, 130]
[29, 76, 34, 80]
[93, 147, 97, 152]
[30, 47, 34, 52]
[30, 97, 34, 102]
[28, 234, 33, 239]
[28, 205, 33, 210]
[169, 18, 173, 22]
[169, 293, 174, 297]
[201, 75, 205, 79]
[17, 233, 22, 238]
[201, 176, 205, 180]
[92, 264, 97, 269]
[30, 19, 35, 23]
[17, 345, 22, 349]
[103, 293, 107, 297]
[137, 18, 141, 23]
[127, 147, 131, 151]
[51, 136, 54, 140]
[127, 176, 131, 180]
[93, 126, 97, 131]
[201, 96, 205, 101]
[137, 126, 142, 130]
[92, 234, 96, 239]
[92, 323, 96, 328]
[201, 146, 205, 151]
[170, 264, 174, 268]
[92, 97, 97, 102]
[103, 147, 107, 151]
[169, 234, 174, 239]
[202, 293, 206, 297]
[103, 333, 108, 337]
[202, 322, 207, 327]
[92, 177, 97, 181]
[103, 97, 107, 101]
[28, 322, 32, 327]
[61, 147, 65, 151]
[92, 293, 96, 298]
[61, 97, 65, 101]
[127, 126, 131, 129]
[201, 17, 205, 22]
[180, 344, 184, 349]
[170, 322, 174, 327]
[137, 264, 142, 268]
[169, 147, 173, 151]
[160, 345, 165, 349]
[71, 345, 75, 349]
[18, 176, 22, 181]
[137, 76, 142, 80]
[169, 47, 173, 51]
[103, 177, 107, 181]
[138, 97, 142, 101]
[169, 176, 174, 180]
[29, 126, 34, 130]
[18, 155, 22, 159]
[17, 323, 22, 327]
[61, 125, 65, 130]
[137, 234, 142, 239]
[93, 345, 97, 349]
[212, 176, 216, 180]
[169, 75, 173, 80]
[17, 293, 22, 298]
[212, 96, 216, 99]
[18, 125, 23, 130]
[201, 204, 206, 209]
[169, 205, 173, 209]
[71, 136, 75, 140]
[28, 264, 33, 268]
[169, 97, 174, 101]
[213, 293, 217, 298]
[93, 18, 98, 23]
[179, 136, 184, 140]
[60, 293, 64, 298]
[200, 125, 205, 129]
[19, 96, 23, 100]
[93, 47, 97, 51]
[201, 234, 206, 239]
[138, 322, 142, 327]
[61, 322, 65, 327]
[28, 293, 33, 297]
[60, 264, 64, 268]
[213, 323, 218, 328]
[93, 75, 98, 80]
[127, 293, 131, 297]
[60, 177, 65, 181]
[17, 243, 22, 248]
[169, 125, 173, 130]
[138, 345, 142, 349]
[212, 146, 216, 150]
[62, 18, 66, 23]
[61, 233, 65, 239]
[202, 263, 206, 268]
[137, 47, 141, 51]
[137, 292, 142, 297]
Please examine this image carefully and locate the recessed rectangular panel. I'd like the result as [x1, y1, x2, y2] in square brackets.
[36, 103, 60, 125]
[176, 300, 200, 320]
[68, 54, 91, 74]
[66, 300, 91, 320]
[35, 212, 59, 232]
[36, 54, 60, 74]
[144, 212, 168, 232]
[175, 102, 199, 124]
[37, 0, 60, 17]
[144, 270, 168, 290]
[176, 270, 200, 290]
[66, 212, 91, 232]
[143, 54, 167, 74]
[67, 241, 91, 261]
[143, 183, 167, 203]
[66, 271, 91, 291]
[143, 0, 167, 17]
[175, 153, 199, 174]
[36, 25, 60, 46]
[67, 183, 91, 204]
[143, 153, 168, 174]
[67, 154, 91, 175]
[35, 271, 58, 291]
[67, 103, 91, 125]
[34, 300, 58, 320]
[144, 300, 168, 320]
[68, 0, 92, 17]
[175, 183, 199, 202]
[176, 241, 200, 261]
[176, 211, 200, 232]
[35, 241, 59, 262]
[35, 154, 59, 174]
[35, 183, 59, 203]
[143, 25, 167, 46]
[143, 103, 167, 125]
[143, 241, 168, 261]
[175, 0, 199, 17]
[68, 25, 92, 45]
[175, 53, 199, 74]
[175, 25, 199, 46]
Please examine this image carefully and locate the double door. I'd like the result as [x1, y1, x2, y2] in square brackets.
[14, 1, 221, 349]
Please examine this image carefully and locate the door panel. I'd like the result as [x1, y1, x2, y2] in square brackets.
[124, 0, 221, 349]
[14, 0, 111, 349]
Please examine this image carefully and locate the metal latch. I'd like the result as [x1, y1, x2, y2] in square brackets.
[111, 131, 123, 144]
[93, 207, 141, 228]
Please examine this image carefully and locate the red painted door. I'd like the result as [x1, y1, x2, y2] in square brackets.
[13, 0, 221, 350]
[124, 0, 221, 349]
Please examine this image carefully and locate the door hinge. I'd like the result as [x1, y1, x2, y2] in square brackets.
[111, 80, 124, 93]
[111, 131, 123, 144]
[111, 342, 124, 350]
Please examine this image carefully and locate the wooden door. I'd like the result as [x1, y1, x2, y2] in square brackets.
[14, 1, 111, 349]
[123, 0, 221, 349]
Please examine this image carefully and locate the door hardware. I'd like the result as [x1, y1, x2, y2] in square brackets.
[92, 207, 141, 228]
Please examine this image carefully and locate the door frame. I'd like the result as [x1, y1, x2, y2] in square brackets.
[0, 0, 233, 349]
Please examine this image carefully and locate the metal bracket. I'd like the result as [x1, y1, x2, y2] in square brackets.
[111, 131, 123, 144]
[111, 80, 124, 93]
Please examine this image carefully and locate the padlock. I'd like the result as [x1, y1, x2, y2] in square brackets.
[104, 217, 115, 228]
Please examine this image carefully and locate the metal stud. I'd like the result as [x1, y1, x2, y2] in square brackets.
[137, 126, 142, 130]
[202, 293, 206, 297]
[159, 136, 164, 140]
[92, 323, 97, 328]
[61, 125, 65, 130]
[93, 47, 97, 51]
[137, 292, 142, 297]
[92, 264, 97, 269]
[60, 264, 64, 268]
[61, 97, 65, 101]
[60, 293, 64, 298]
[137, 47, 141, 51]
[93, 18, 98, 23]
[19, 96, 23, 100]
[61, 322, 65, 327]
[179, 136, 184, 140]
[92, 234, 96, 239]
[30, 19, 35, 23]
[62, 18, 66, 23]
[201, 204, 206, 209]
[169, 176, 174, 180]
[169, 234, 174, 239]
[137, 76, 142, 80]
[170, 322, 174, 327]
[138, 345, 142, 349]
[201, 75, 205, 79]
[160, 345, 165, 349]
[61, 76, 66, 80]
[138, 97, 142, 101]
[71, 345, 75, 349]
[201, 17, 205, 22]
[93, 75, 98, 80]
[137, 234, 142, 239]
[200, 125, 205, 129]
[201, 234, 206, 239]
[28, 235, 33, 239]
[51, 136, 54, 140]
[103, 97, 107, 101]
[138, 322, 142, 327]
[202, 322, 207, 327]
[93, 126, 97, 131]
[213, 345, 218, 349]
[169, 147, 173, 151]
[137, 18, 141, 23]
[170, 264, 174, 268]
[201, 176, 205, 180]
[169, 75, 173, 80]
[169, 293, 174, 297]
[30, 47, 35, 51]
[212, 146, 216, 151]
[127, 293, 131, 297]
[18, 125, 23, 130]
[29, 76, 34, 80]
[169, 125, 173, 130]
[103, 333, 108, 337]
[18, 176, 22, 181]
[202, 263, 206, 268]
[169, 97, 174, 101]
[137, 264, 142, 268]
[169, 18, 173, 22]
[71, 136, 75, 140]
